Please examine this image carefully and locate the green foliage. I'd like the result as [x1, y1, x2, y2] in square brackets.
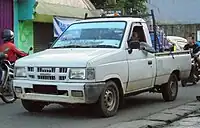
[90, 0, 106, 9]
[90, 0, 148, 14]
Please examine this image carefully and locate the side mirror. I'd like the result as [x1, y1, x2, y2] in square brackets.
[141, 46, 156, 53]
[27, 47, 33, 55]
[128, 41, 140, 49]
[29, 47, 33, 51]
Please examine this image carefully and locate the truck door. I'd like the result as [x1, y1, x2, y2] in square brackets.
[126, 23, 156, 92]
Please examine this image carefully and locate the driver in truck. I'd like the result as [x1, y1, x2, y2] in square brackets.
[131, 32, 140, 42]
[0, 29, 28, 63]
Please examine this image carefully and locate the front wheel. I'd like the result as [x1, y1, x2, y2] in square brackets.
[0, 78, 16, 103]
[96, 80, 120, 117]
[21, 100, 45, 112]
[161, 73, 178, 101]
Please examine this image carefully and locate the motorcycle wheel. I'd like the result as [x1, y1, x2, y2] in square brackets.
[0, 77, 16, 103]
[193, 70, 199, 84]
[193, 81, 197, 85]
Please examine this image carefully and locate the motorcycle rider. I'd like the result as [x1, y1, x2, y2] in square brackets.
[0, 29, 27, 63]
[184, 40, 200, 56]
[181, 41, 198, 87]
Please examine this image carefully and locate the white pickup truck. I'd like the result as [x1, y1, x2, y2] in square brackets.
[13, 16, 191, 117]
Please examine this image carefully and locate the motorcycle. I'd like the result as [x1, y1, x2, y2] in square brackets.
[181, 44, 200, 87]
[0, 47, 33, 103]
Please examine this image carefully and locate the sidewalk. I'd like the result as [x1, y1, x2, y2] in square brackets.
[106, 101, 200, 128]
[164, 96, 200, 128]
[164, 110, 200, 128]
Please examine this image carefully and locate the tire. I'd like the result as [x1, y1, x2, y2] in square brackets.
[21, 100, 45, 112]
[162, 73, 178, 102]
[196, 96, 200, 101]
[181, 79, 187, 87]
[191, 65, 199, 85]
[0, 78, 17, 103]
[96, 80, 120, 117]
[193, 71, 199, 84]
[193, 81, 197, 85]
[1, 93, 16, 104]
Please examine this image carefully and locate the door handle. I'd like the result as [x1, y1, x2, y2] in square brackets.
[148, 60, 152, 65]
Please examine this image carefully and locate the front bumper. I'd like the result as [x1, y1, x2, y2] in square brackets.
[13, 80, 105, 104]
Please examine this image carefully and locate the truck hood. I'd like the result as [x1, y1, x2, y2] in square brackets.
[16, 48, 116, 67]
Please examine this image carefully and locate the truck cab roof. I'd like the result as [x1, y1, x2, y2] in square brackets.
[75, 17, 146, 23]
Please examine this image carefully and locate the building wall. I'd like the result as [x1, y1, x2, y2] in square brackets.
[33, 22, 53, 52]
[14, 0, 19, 47]
[0, 0, 13, 44]
[160, 24, 200, 40]
[18, 0, 35, 20]
[147, 0, 200, 40]
[18, 21, 33, 54]
[14, 0, 35, 51]
[14, 0, 54, 53]
[147, 0, 200, 24]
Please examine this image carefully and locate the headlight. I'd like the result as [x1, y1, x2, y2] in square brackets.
[69, 68, 86, 80]
[69, 68, 95, 80]
[14, 67, 26, 77]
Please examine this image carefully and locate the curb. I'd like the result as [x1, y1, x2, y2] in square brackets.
[106, 100, 200, 128]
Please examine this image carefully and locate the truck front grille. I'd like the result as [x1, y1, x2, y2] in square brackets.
[27, 67, 68, 81]
[37, 67, 56, 73]
[38, 75, 56, 80]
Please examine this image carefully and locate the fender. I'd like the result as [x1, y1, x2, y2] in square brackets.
[103, 74, 126, 94]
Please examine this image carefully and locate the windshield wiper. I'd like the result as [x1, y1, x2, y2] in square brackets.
[52, 45, 90, 49]
[91, 45, 118, 48]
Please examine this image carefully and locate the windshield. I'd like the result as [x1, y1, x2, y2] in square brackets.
[52, 21, 126, 49]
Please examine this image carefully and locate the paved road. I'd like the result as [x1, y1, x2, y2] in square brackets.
[0, 83, 200, 128]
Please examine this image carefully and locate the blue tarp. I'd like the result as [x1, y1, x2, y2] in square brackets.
[150, 31, 172, 52]
[53, 17, 78, 37]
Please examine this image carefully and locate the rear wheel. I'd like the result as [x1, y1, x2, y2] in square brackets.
[196, 96, 200, 101]
[191, 64, 199, 85]
[161, 73, 178, 101]
[21, 100, 45, 112]
[193, 70, 199, 84]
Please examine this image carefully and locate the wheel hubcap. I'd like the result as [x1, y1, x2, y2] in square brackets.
[104, 87, 116, 111]
[170, 78, 177, 97]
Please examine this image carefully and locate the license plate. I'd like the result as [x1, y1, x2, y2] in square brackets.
[33, 85, 58, 94]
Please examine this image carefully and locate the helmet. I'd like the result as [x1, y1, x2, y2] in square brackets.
[1, 29, 14, 42]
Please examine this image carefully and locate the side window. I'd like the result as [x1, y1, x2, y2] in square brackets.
[130, 26, 147, 43]
[128, 24, 156, 53]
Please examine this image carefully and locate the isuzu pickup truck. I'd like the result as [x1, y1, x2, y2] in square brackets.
[13, 13, 191, 117]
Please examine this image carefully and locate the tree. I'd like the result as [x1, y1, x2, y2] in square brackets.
[118, 0, 148, 15]
[90, 0, 148, 15]
[90, 0, 106, 9]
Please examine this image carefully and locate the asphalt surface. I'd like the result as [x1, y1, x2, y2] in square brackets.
[0, 83, 200, 128]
